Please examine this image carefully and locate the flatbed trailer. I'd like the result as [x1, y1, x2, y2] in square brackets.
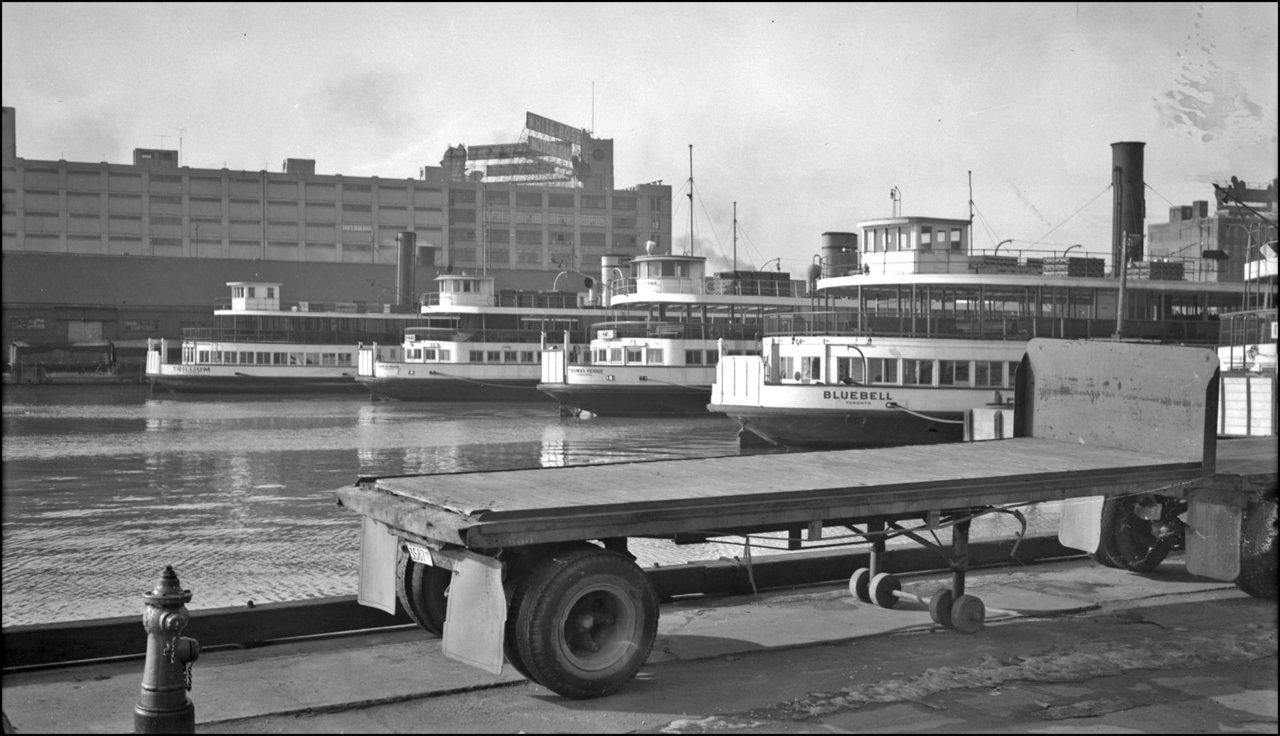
[336, 339, 1277, 699]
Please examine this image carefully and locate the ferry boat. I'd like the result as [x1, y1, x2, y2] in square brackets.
[145, 281, 423, 394]
[5, 341, 141, 385]
[709, 214, 1246, 448]
[355, 272, 617, 402]
[537, 248, 855, 416]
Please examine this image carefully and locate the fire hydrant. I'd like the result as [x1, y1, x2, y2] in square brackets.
[134, 566, 200, 734]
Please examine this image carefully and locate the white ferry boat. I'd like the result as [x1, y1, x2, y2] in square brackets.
[710, 215, 1245, 448]
[537, 249, 856, 416]
[355, 272, 617, 402]
[145, 281, 421, 394]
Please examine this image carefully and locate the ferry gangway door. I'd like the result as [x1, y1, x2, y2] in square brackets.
[337, 338, 1244, 700]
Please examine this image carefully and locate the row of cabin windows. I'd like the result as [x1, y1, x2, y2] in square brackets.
[189, 348, 352, 366]
[231, 286, 276, 299]
[404, 347, 540, 363]
[590, 347, 725, 366]
[778, 356, 1019, 388]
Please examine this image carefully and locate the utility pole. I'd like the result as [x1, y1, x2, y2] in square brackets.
[174, 128, 185, 165]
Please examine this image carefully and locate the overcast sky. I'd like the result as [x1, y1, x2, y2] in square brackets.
[3, 2, 1276, 276]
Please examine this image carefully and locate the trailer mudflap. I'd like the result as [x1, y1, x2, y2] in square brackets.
[1057, 496, 1104, 553]
[441, 555, 506, 675]
[1185, 491, 1244, 582]
[357, 516, 398, 615]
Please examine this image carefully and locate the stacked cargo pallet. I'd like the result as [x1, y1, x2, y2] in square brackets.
[1126, 260, 1186, 281]
[1041, 256, 1105, 277]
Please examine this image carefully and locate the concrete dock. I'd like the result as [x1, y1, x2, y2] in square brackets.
[2, 557, 1275, 734]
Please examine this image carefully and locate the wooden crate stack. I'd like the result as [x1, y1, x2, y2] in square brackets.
[1041, 256, 1105, 277]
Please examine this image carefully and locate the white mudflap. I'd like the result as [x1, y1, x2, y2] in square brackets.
[442, 555, 507, 675]
[1185, 499, 1242, 582]
[357, 516, 398, 615]
[1058, 496, 1104, 554]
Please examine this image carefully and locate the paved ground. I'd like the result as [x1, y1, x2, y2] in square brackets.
[3, 557, 1276, 734]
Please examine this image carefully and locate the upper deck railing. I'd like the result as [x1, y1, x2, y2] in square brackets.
[590, 320, 762, 342]
[762, 310, 1221, 345]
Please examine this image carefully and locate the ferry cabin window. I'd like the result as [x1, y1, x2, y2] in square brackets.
[504, 350, 519, 362]
[273, 352, 287, 365]
[974, 361, 1004, 388]
[780, 356, 795, 380]
[521, 351, 537, 363]
[646, 348, 663, 364]
[686, 350, 703, 365]
[938, 360, 970, 386]
[470, 350, 484, 362]
[609, 347, 623, 363]
[626, 347, 642, 363]
[920, 227, 932, 251]
[707, 348, 719, 364]
[836, 356, 865, 384]
[868, 357, 898, 385]
[903, 359, 934, 386]
[408, 348, 422, 361]
[338, 354, 353, 367]
[321, 353, 337, 366]
[593, 348, 607, 363]
[306, 352, 320, 366]
[802, 356, 821, 382]
[487, 350, 501, 362]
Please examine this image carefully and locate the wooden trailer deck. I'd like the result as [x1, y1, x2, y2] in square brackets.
[339, 438, 1209, 548]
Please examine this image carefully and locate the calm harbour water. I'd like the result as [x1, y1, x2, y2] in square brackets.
[2, 384, 1051, 628]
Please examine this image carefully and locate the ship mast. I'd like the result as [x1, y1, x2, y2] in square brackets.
[687, 144, 694, 256]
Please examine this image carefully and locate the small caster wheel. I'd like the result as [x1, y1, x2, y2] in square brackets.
[928, 587, 955, 628]
[849, 568, 872, 603]
[869, 572, 901, 609]
[950, 594, 985, 633]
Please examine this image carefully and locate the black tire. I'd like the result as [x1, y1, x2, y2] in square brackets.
[1096, 496, 1175, 573]
[1235, 499, 1278, 600]
[395, 547, 430, 631]
[513, 547, 658, 699]
[407, 561, 451, 637]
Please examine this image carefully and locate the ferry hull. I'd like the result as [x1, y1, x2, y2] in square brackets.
[358, 376, 551, 402]
[149, 373, 364, 394]
[538, 382, 713, 417]
[715, 404, 967, 448]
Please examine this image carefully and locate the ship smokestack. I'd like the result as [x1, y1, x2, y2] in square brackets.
[1111, 142, 1145, 270]
[396, 231, 416, 308]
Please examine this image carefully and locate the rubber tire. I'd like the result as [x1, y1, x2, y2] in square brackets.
[869, 572, 901, 609]
[502, 544, 594, 683]
[395, 548, 430, 631]
[1235, 499, 1278, 600]
[950, 594, 985, 634]
[848, 568, 872, 603]
[928, 588, 955, 627]
[513, 547, 658, 699]
[1096, 496, 1175, 573]
[400, 558, 450, 637]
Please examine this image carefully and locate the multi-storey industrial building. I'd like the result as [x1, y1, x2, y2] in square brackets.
[1146, 177, 1277, 284]
[1, 107, 672, 366]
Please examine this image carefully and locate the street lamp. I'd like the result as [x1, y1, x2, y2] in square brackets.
[758, 257, 783, 272]
[1063, 244, 1083, 257]
[994, 239, 1013, 256]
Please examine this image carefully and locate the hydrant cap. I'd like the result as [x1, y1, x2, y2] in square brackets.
[143, 565, 193, 605]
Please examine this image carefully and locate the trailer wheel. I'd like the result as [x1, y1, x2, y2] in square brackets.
[848, 568, 872, 603]
[395, 549, 449, 636]
[513, 547, 658, 699]
[1235, 499, 1277, 600]
[501, 543, 595, 683]
[869, 572, 901, 608]
[1097, 495, 1175, 572]
[950, 594, 985, 634]
[928, 588, 955, 627]
[404, 559, 450, 637]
